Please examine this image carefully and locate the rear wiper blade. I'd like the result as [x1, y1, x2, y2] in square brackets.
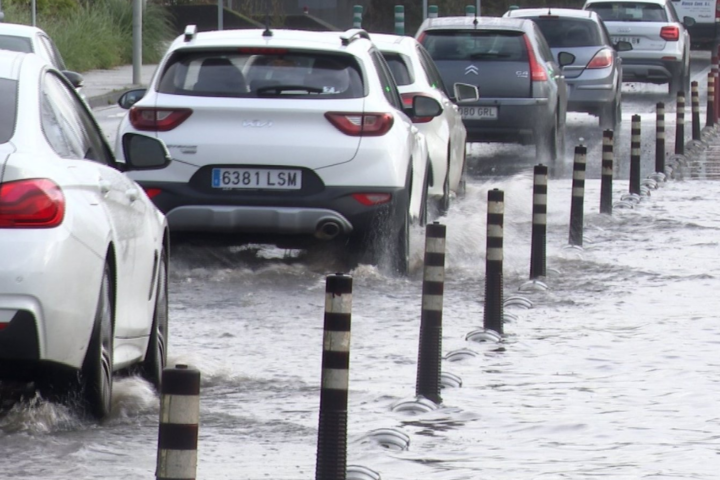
[469, 52, 511, 59]
[256, 85, 324, 95]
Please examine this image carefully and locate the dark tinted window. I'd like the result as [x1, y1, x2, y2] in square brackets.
[0, 78, 17, 143]
[421, 30, 528, 62]
[158, 49, 364, 99]
[586, 2, 668, 22]
[529, 17, 603, 47]
[0, 35, 33, 53]
[380, 52, 414, 86]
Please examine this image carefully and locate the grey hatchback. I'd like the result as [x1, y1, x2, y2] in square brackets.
[504, 8, 632, 128]
[416, 17, 573, 162]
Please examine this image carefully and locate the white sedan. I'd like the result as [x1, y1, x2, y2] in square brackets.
[371, 33, 477, 213]
[0, 51, 171, 420]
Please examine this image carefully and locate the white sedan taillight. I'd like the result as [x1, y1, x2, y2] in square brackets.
[0, 179, 65, 228]
[324, 112, 394, 136]
[129, 107, 193, 131]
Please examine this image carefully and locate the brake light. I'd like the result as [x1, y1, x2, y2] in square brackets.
[352, 193, 392, 206]
[0, 323, 7, 331]
[400, 93, 435, 123]
[325, 112, 394, 136]
[129, 107, 192, 132]
[0, 179, 65, 228]
[660, 26, 679, 41]
[143, 188, 162, 199]
[523, 35, 548, 81]
[587, 49, 613, 69]
[417, 32, 427, 44]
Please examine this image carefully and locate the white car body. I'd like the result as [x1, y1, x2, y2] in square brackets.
[0, 52, 168, 410]
[370, 33, 468, 206]
[0, 22, 67, 71]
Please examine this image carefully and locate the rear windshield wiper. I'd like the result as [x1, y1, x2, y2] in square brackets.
[256, 85, 324, 96]
[469, 52, 511, 59]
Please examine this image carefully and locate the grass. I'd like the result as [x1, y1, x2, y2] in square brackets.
[2, 0, 174, 72]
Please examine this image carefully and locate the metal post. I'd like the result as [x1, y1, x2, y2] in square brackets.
[352, 5, 362, 29]
[630, 115, 641, 195]
[217, 0, 223, 30]
[675, 90, 685, 155]
[691, 81, 700, 141]
[315, 274, 352, 480]
[477, 0, 481, 15]
[466, 5, 476, 16]
[600, 130, 614, 215]
[31, 0, 36, 26]
[656, 102, 665, 174]
[568, 145, 587, 247]
[715, 48, 720, 122]
[708, 72, 716, 128]
[428, 4, 439, 18]
[713, 65, 719, 125]
[394, 5, 405, 35]
[529, 164, 547, 279]
[156, 365, 200, 480]
[483, 189, 504, 335]
[132, 0, 142, 85]
[423, 0, 427, 20]
[415, 222, 446, 405]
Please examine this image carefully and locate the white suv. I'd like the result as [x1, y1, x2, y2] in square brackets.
[116, 26, 441, 274]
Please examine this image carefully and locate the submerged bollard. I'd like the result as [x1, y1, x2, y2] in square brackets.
[483, 189, 504, 335]
[691, 81, 700, 141]
[415, 222, 446, 405]
[315, 274, 352, 480]
[600, 129, 614, 215]
[568, 145, 586, 247]
[708, 72, 715, 128]
[630, 115, 641, 195]
[656, 102, 665, 175]
[156, 365, 201, 480]
[675, 90, 685, 156]
[529, 164, 547, 279]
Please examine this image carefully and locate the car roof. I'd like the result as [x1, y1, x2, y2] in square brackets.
[585, 0, 666, 5]
[369, 33, 417, 50]
[418, 16, 533, 33]
[506, 8, 599, 20]
[0, 23, 43, 38]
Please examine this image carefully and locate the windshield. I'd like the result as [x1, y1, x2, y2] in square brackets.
[585, 2, 668, 22]
[421, 30, 527, 62]
[0, 35, 33, 53]
[528, 17, 602, 48]
[0, 78, 17, 143]
[157, 49, 364, 99]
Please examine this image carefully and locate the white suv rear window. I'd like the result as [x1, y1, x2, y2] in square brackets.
[0, 78, 17, 143]
[587, 2, 668, 22]
[157, 49, 365, 99]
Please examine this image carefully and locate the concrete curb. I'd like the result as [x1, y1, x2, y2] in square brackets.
[87, 86, 144, 109]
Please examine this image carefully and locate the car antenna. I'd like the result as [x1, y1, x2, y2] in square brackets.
[262, 4, 273, 37]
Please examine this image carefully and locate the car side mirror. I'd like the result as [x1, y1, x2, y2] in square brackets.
[683, 16, 696, 28]
[558, 51, 576, 67]
[615, 40, 633, 52]
[118, 88, 147, 110]
[453, 83, 479, 104]
[61, 70, 84, 89]
[122, 133, 172, 171]
[408, 95, 442, 120]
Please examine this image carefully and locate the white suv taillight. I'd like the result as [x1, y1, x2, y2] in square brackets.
[587, 49, 613, 69]
[325, 112, 394, 136]
[129, 107, 193, 131]
[0, 179, 65, 228]
[660, 26, 679, 41]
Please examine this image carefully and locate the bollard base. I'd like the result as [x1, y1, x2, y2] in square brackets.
[440, 371, 463, 388]
[347, 464, 382, 480]
[391, 395, 439, 414]
[465, 328, 502, 343]
[503, 295, 533, 309]
[366, 428, 411, 451]
[444, 348, 479, 362]
[519, 279, 549, 292]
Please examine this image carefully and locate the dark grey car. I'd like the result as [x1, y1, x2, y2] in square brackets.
[416, 17, 572, 162]
[504, 8, 632, 128]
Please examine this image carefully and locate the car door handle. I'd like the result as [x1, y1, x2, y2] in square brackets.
[98, 179, 111, 196]
[125, 188, 139, 203]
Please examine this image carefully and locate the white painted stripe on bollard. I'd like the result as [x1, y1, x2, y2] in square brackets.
[160, 395, 200, 424]
[425, 237, 446, 253]
[487, 224, 503, 237]
[533, 213, 547, 224]
[157, 450, 198, 478]
[321, 368, 349, 389]
[487, 248, 503, 261]
[422, 294, 444, 311]
[323, 331, 351, 352]
[325, 293, 352, 313]
[423, 266, 445, 282]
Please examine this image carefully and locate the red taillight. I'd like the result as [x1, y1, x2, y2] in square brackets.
[660, 26, 679, 41]
[400, 93, 435, 123]
[417, 32, 427, 44]
[523, 35, 548, 81]
[143, 188, 162, 199]
[352, 193, 392, 206]
[129, 107, 192, 132]
[0, 179, 65, 228]
[325, 112, 394, 136]
[0, 323, 7, 331]
[587, 49, 613, 69]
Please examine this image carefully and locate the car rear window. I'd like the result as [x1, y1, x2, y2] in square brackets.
[585, 2, 668, 22]
[421, 30, 527, 62]
[380, 52, 414, 86]
[157, 49, 364, 99]
[0, 78, 17, 143]
[0, 35, 33, 54]
[527, 17, 602, 47]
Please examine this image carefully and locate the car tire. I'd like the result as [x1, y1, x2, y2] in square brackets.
[81, 263, 114, 420]
[458, 146, 468, 198]
[669, 65, 690, 95]
[599, 97, 621, 129]
[420, 163, 430, 227]
[140, 248, 168, 391]
[438, 145, 452, 215]
[536, 114, 559, 163]
[392, 203, 410, 276]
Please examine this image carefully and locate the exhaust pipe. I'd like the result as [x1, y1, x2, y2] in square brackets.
[316, 220, 342, 240]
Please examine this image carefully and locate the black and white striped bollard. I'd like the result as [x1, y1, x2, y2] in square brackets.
[691, 81, 700, 141]
[675, 90, 685, 156]
[483, 189, 504, 336]
[315, 273, 352, 480]
[707, 72, 715, 128]
[529, 164, 547, 279]
[656, 102, 665, 175]
[156, 365, 201, 480]
[415, 222, 446, 405]
[600, 129, 613, 215]
[630, 114, 641, 195]
[568, 145, 586, 247]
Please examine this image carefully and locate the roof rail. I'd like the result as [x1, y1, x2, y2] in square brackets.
[340, 29, 370, 46]
[184, 25, 197, 42]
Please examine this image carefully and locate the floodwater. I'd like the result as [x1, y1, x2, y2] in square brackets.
[2, 53, 719, 480]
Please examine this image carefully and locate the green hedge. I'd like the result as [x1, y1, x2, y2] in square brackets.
[2, 0, 174, 72]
